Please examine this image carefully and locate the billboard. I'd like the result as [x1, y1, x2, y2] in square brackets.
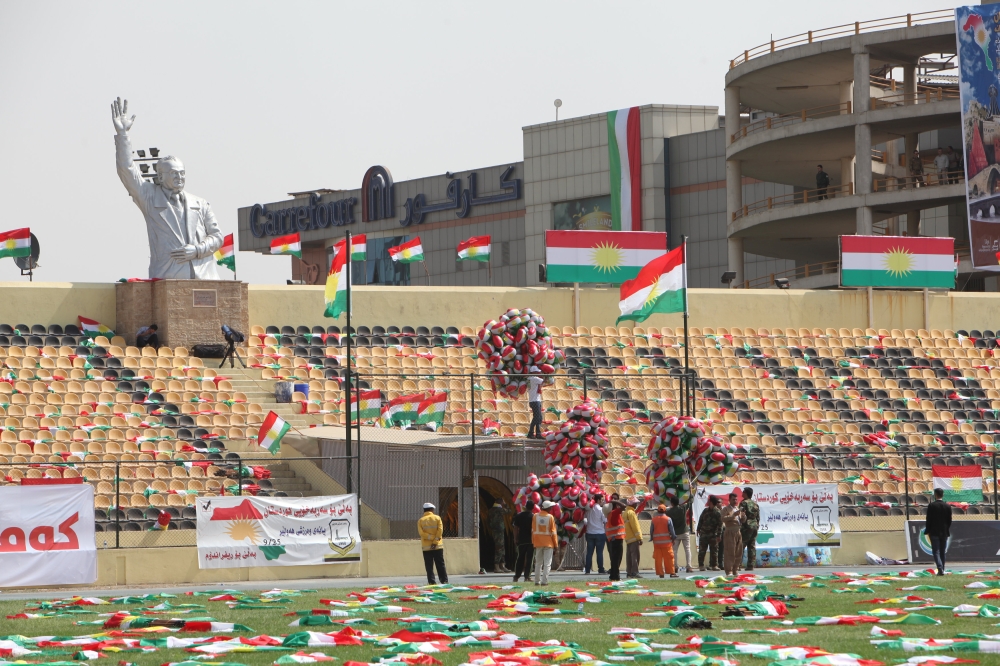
[553, 195, 614, 231]
[692, 484, 840, 548]
[905, 519, 1000, 563]
[958, 4, 1000, 270]
[197, 494, 361, 569]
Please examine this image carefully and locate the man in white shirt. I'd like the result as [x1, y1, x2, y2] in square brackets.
[584, 495, 607, 575]
[933, 148, 950, 185]
[527, 367, 544, 439]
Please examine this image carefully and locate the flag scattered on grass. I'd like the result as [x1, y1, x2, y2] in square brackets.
[607, 107, 642, 232]
[417, 392, 448, 428]
[214, 233, 235, 271]
[324, 239, 348, 319]
[0, 227, 31, 259]
[270, 233, 302, 258]
[544, 230, 666, 284]
[344, 389, 382, 421]
[258, 411, 291, 455]
[388, 238, 423, 263]
[78, 316, 115, 338]
[457, 235, 491, 262]
[840, 236, 955, 289]
[617, 244, 686, 324]
[932, 465, 983, 503]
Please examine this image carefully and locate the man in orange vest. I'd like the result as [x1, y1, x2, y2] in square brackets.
[650, 504, 677, 578]
[605, 499, 626, 581]
[532, 500, 559, 585]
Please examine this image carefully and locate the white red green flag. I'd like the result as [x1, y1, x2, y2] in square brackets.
[270, 233, 302, 258]
[344, 389, 381, 421]
[617, 244, 686, 324]
[388, 238, 423, 263]
[544, 230, 666, 284]
[214, 233, 235, 271]
[840, 236, 955, 289]
[258, 410, 291, 455]
[932, 465, 982, 502]
[457, 235, 491, 262]
[387, 392, 425, 424]
[324, 239, 348, 319]
[417, 392, 447, 427]
[0, 227, 31, 259]
[78, 316, 114, 338]
[350, 234, 367, 261]
[607, 107, 642, 232]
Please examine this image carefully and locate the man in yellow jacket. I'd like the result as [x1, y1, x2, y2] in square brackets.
[623, 497, 643, 579]
[418, 502, 448, 584]
[532, 500, 559, 586]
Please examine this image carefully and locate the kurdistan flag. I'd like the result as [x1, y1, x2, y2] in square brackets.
[416, 392, 447, 427]
[545, 230, 666, 284]
[840, 236, 955, 288]
[607, 107, 642, 231]
[0, 227, 31, 259]
[932, 465, 982, 502]
[617, 244, 686, 324]
[386, 392, 425, 424]
[457, 235, 491, 261]
[324, 239, 348, 319]
[349, 234, 367, 261]
[388, 237, 423, 263]
[344, 389, 381, 421]
[270, 232, 302, 258]
[214, 233, 235, 271]
[258, 410, 290, 455]
[78, 316, 115, 338]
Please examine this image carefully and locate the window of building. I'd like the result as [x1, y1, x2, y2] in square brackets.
[327, 236, 410, 286]
[501, 241, 511, 266]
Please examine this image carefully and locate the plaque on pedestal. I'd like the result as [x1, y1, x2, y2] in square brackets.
[116, 280, 249, 349]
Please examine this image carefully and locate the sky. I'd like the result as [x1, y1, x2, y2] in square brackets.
[0, 1, 949, 284]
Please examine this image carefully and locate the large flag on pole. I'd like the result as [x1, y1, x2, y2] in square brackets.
[388, 238, 424, 263]
[270, 233, 302, 258]
[214, 233, 235, 271]
[616, 244, 686, 324]
[607, 107, 642, 232]
[324, 239, 348, 319]
[0, 228, 31, 259]
[457, 235, 491, 262]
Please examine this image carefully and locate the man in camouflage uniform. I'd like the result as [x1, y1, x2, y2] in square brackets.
[488, 499, 510, 573]
[696, 495, 723, 571]
[739, 487, 760, 571]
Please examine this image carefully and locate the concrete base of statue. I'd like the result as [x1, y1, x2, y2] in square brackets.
[116, 279, 249, 349]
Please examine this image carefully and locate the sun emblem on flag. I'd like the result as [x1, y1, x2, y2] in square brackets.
[590, 242, 624, 273]
[280, 244, 291, 253]
[225, 519, 261, 544]
[3, 240, 14, 250]
[951, 477, 964, 491]
[644, 281, 662, 307]
[882, 247, 914, 277]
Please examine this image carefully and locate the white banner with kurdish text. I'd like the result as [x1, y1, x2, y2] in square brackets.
[692, 483, 840, 548]
[196, 494, 361, 569]
[0, 484, 97, 587]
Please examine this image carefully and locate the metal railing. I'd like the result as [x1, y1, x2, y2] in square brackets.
[871, 88, 959, 110]
[734, 261, 841, 290]
[732, 183, 853, 222]
[733, 102, 851, 143]
[730, 10, 954, 69]
[874, 172, 965, 191]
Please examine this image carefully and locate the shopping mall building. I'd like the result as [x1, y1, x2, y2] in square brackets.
[239, 9, 986, 291]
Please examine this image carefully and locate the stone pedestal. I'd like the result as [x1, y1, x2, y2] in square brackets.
[116, 280, 249, 349]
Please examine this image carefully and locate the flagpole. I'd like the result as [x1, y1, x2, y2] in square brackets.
[680, 236, 690, 414]
[345, 230, 353, 495]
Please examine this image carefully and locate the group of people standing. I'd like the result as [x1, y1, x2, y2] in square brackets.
[695, 487, 760, 574]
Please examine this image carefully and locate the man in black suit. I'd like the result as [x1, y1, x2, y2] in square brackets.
[925, 488, 952, 576]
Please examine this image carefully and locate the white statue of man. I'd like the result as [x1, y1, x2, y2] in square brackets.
[112, 97, 224, 279]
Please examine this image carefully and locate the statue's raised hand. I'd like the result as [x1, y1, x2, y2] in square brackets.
[111, 97, 136, 134]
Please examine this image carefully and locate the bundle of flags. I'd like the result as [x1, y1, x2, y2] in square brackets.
[381, 392, 447, 429]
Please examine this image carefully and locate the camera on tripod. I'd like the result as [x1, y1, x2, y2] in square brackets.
[221, 324, 245, 344]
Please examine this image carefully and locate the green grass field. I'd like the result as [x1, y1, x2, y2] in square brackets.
[3, 571, 1000, 666]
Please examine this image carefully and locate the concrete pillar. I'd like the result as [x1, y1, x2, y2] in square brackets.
[855, 123, 872, 195]
[903, 64, 916, 104]
[857, 206, 873, 235]
[853, 49, 871, 113]
[906, 210, 921, 236]
[839, 81, 853, 114]
[725, 85, 745, 284]
[841, 157, 854, 191]
[728, 237, 745, 286]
